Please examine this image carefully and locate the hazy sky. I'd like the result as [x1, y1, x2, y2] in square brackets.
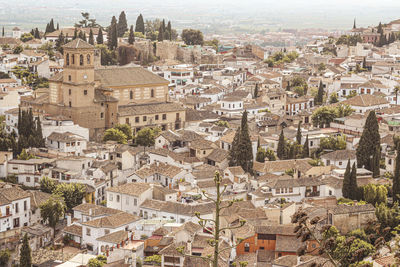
[2, 0, 400, 31]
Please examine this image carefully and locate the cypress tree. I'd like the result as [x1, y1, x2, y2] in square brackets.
[349, 162, 358, 200]
[353, 18, 356, 29]
[372, 144, 381, 178]
[35, 117, 44, 147]
[167, 21, 172, 40]
[2, 26, 4, 37]
[296, 122, 302, 144]
[253, 83, 259, 99]
[34, 28, 40, 39]
[117, 11, 128, 37]
[97, 28, 104, 44]
[108, 16, 118, 50]
[302, 135, 309, 158]
[17, 107, 22, 135]
[57, 22, 59, 30]
[256, 147, 266, 163]
[135, 14, 145, 35]
[315, 81, 324, 105]
[393, 144, 400, 203]
[30, 29, 35, 36]
[45, 23, 50, 34]
[55, 32, 65, 53]
[88, 29, 94, 45]
[158, 25, 164, 42]
[356, 111, 380, 172]
[237, 111, 253, 173]
[128, 25, 135, 44]
[377, 22, 383, 34]
[19, 233, 32, 267]
[83, 32, 87, 41]
[277, 129, 285, 160]
[73, 28, 78, 40]
[342, 160, 351, 199]
[228, 127, 241, 167]
[49, 18, 55, 32]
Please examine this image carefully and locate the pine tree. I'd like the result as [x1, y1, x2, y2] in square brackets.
[117, 11, 128, 37]
[97, 28, 104, 44]
[393, 144, 400, 203]
[158, 25, 164, 42]
[19, 233, 32, 267]
[128, 25, 135, 44]
[356, 111, 380, 172]
[167, 21, 172, 40]
[135, 14, 145, 35]
[296, 122, 302, 144]
[253, 83, 259, 99]
[349, 162, 358, 200]
[302, 135, 309, 158]
[315, 81, 324, 105]
[277, 129, 286, 160]
[342, 160, 351, 199]
[88, 29, 94, 45]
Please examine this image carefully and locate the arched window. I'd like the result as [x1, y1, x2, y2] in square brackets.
[130, 91, 133, 99]
[87, 54, 91, 65]
[80, 55, 84, 66]
[151, 89, 154, 98]
[66, 53, 70, 65]
[72, 54, 75, 64]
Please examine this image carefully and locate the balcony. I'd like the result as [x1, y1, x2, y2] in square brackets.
[306, 191, 320, 197]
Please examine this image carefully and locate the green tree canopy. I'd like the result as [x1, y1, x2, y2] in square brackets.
[181, 29, 204, 45]
[136, 127, 160, 150]
[40, 176, 57, 194]
[114, 124, 133, 140]
[54, 183, 86, 212]
[103, 128, 127, 144]
[40, 194, 66, 237]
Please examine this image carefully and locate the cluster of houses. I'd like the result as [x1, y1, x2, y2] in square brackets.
[1, 19, 400, 267]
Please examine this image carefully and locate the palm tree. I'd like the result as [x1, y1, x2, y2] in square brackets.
[395, 86, 400, 105]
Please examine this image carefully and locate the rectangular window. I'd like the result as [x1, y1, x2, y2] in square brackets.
[143, 116, 147, 122]
[84, 90, 87, 95]
[26, 176, 30, 183]
[125, 118, 130, 124]
[155, 115, 159, 120]
[68, 75, 71, 81]
[135, 117, 139, 123]
[100, 112, 104, 119]
[24, 200, 27, 211]
[15, 203, 19, 213]
[134, 198, 137, 206]
[69, 101, 72, 107]
[162, 114, 167, 120]
[86, 228, 91, 236]
[69, 89, 71, 95]
[117, 195, 120, 202]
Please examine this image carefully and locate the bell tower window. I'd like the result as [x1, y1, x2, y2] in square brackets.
[151, 89, 154, 98]
[66, 53, 70, 66]
[87, 55, 91, 65]
[80, 55, 84, 66]
[72, 54, 75, 65]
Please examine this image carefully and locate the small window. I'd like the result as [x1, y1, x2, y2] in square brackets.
[69, 89, 71, 95]
[143, 116, 147, 122]
[100, 112, 104, 119]
[86, 228, 91, 236]
[87, 54, 91, 64]
[162, 114, 167, 120]
[155, 115, 159, 120]
[69, 101, 72, 107]
[135, 117, 139, 123]
[116, 195, 120, 202]
[130, 91, 133, 99]
[68, 75, 71, 81]
[151, 89, 155, 98]
[84, 90, 87, 95]
[72, 54, 75, 64]
[26, 177, 30, 183]
[80, 54, 84, 66]
[66, 53, 70, 65]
